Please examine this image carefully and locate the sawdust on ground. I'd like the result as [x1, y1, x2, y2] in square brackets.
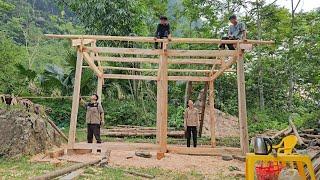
[109, 150, 245, 176]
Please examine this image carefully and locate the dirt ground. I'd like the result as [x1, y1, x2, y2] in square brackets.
[37, 141, 245, 178]
[109, 150, 245, 177]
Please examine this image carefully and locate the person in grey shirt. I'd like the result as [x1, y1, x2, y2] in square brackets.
[219, 15, 247, 50]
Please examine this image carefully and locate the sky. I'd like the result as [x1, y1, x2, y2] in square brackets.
[266, 0, 320, 12]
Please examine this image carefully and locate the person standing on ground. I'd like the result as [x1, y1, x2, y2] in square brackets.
[154, 16, 172, 49]
[184, 100, 200, 148]
[219, 15, 247, 50]
[80, 94, 104, 143]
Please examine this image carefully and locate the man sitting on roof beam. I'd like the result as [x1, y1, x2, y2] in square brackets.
[219, 15, 247, 50]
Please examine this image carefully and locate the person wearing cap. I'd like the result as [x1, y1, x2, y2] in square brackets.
[80, 93, 104, 143]
[154, 16, 171, 49]
[184, 100, 200, 148]
[219, 15, 247, 50]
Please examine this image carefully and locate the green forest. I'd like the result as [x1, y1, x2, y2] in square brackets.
[1, 0, 320, 133]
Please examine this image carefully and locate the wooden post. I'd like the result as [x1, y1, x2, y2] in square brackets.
[237, 44, 249, 154]
[97, 78, 103, 101]
[156, 42, 168, 159]
[199, 82, 208, 137]
[208, 80, 216, 147]
[68, 48, 83, 148]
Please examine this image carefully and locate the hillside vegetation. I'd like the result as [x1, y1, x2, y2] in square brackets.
[1, 0, 320, 134]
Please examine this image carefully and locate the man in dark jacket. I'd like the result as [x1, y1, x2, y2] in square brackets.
[154, 16, 171, 49]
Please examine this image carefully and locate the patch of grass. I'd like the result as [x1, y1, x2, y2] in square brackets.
[0, 156, 71, 179]
[0, 156, 242, 180]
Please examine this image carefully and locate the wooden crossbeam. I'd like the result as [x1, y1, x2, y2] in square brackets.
[103, 74, 157, 81]
[168, 50, 236, 57]
[168, 76, 211, 81]
[95, 57, 159, 63]
[82, 52, 103, 77]
[45, 34, 274, 45]
[86, 47, 161, 55]
[103, 66, 157, 72]
[168, 58, 221, 65]
[102, 74, 210, 82]
[82, 66, 236, 73]
[95, 56, 221, 65]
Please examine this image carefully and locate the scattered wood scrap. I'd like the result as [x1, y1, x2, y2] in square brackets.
[32, 153, 107, 180]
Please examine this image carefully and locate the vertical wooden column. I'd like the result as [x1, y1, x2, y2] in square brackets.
[208, 80, 216, 147]
[237, 45, 249, 154]
[156, 42, 168, 159]
[68, 48, 84, 148]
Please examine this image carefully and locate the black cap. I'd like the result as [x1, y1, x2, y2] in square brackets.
[160, 16, 168, 20]
[229, 15, 237, 20]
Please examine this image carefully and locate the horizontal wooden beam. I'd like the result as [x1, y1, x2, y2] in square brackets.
[45, 34, 167, 43]
[103, 74, 211, 82]
[45, 34, 274, 45]
[168, 58, 221, 65]
[171, 38, 274, 45]
[102, 66, 158, 72]
[168, 76, 211, 81]
[87, 47, 161, 55]
[95, 56, 221, 65]
[82, 52, 103, 77]
[95, 57, 159, 64]
[71, 39, 95, 47]
[103, 74, 157, 81]
[168, 50, 236, 57]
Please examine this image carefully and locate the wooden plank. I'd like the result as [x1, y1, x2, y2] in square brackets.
[59, 169, 84, 180]
[102, 66, 158, 72]
[71, 39, 95, 47]
[211, 57, 238, 80]
[95, 57, 159, 63]
[170, 38, 274, 44]
[236, 46, 249, 154]
[168, 50, 236, 57]
[169, 69, 211, 73]
[82, 52, 103, 77]
[168, 58, 221, 65]
[87, 47, 161, 55]
[167, 146, 242, 156]
[68, 49, 83, 148]
[45, 34, 167, 43]
[199, 82, 208, 137]
[97, 77, 103, 101]
[157, 42, 169, 155]
[168, 76, 211, 82]
[45, 34, 274, 44]
[209, 80, 216, 147]
[103, 74, 157, 81]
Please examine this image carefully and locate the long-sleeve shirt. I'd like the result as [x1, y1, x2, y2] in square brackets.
[155, 23, 171, 38]
[184, 107, 199, 127]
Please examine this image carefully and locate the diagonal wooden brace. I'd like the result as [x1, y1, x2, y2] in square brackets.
[82, 52, 103, 78]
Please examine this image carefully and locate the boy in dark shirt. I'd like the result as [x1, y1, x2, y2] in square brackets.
[154, 16, 171, 49]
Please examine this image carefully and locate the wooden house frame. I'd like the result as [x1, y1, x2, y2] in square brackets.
[46, 34, 273, 159]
